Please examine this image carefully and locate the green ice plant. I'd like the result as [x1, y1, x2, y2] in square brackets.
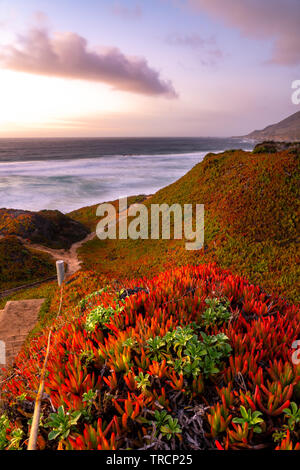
[79, 287, 109, 312]
[283, 402, 300, 431]
[153, 410, 182, 440]
[46, 405, 81, 441]
[134, 372, 151, 392]
[202, 297, 231, 327]
[85, 303, 124, 332]
[79, 349, 95, 366]
[7, 428, 23, 450]
[272, 403, 300, 443]
[81, 389, 98, 422]
[146, 336, 167, 360]
[160, 417, 182, 440]
[147, 326, 231, 378]
[176, 331, 232, 378]
[232, 406, 264, 433]
[0, 414, 23, 450]
[0, 414, 10, 450]
[16, 393, 27, 402]
[165, 326, 195, 357]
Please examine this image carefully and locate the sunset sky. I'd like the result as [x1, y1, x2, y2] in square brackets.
[0, 0, 299, 137]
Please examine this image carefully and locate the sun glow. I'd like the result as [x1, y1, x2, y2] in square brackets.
[0, 70, 132, 134]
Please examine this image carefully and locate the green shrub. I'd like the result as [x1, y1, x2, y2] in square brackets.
[146, 326, 231, 378]
[46, 406, 81, 441]
[85, 304, 117, 332]
[233, 407, 264, 433]
[202, 297, 231, 327]
[153, 410, 182, 440]
[0, 415, 23, 450]
[283, 402, 300, 431]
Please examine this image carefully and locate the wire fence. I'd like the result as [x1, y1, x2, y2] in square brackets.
[0, 276, 57, 299]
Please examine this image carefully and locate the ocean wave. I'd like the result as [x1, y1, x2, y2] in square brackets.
[0, 152, 208, 212]
[0, 138, 253, 212]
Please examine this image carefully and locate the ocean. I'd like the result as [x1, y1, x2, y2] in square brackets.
[0, 137, 254, 213]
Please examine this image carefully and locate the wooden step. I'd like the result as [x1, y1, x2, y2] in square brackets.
[0, 299, 45, 368]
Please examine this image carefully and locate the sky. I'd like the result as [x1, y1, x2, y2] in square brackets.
[0, 0, 299, 137]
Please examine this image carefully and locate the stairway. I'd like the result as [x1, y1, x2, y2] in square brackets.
[0, 299, 45, 368]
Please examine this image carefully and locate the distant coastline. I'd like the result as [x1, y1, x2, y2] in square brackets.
[238, 110, 300, 142]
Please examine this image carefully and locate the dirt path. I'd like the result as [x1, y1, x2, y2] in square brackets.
[0, 230, 96, 279]
[19, 206, 130, 277]
[21, 231, 97, 278]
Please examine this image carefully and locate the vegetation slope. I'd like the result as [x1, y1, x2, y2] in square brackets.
[76, 148, 299, 302]
[0, 236, 56, 290]
[0, 209, 89, 249]
[69, 194, 148, 231]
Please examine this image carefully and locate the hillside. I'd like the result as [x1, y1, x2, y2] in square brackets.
[0, 236, 55, 290]
[69, 194, 148, 231]
[0, 209, 89, 249]
[77, 148, 299, 302]
[244, 111, 300, 142]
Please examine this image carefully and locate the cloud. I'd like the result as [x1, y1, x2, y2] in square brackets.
[32, 10, 49, 26]
[0, 28, 177, 97]
[112, 2, 142, 19]
[165, 32, 223, 64]
[188, 0, 300, 65]
[165, 32, 214, 48]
